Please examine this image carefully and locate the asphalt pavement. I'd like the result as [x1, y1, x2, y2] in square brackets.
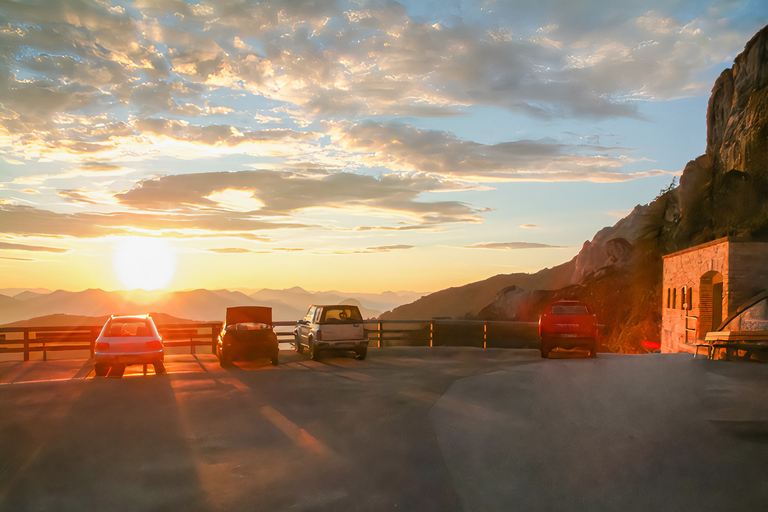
[1, 347, 767, 511]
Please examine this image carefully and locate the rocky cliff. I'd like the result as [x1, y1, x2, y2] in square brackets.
[384, 24, 768, 352]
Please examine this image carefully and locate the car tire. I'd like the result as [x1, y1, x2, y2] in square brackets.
[270, 354, 279, 366]
[540, 339, 550, 358]
[109, 364, 126, 378]
[295, 335, 304, 354]
[94, 363, 109, 377]
[309, 338, 321, 361]
[355, 347, 367, 360]
[218, 346, 233, 368]
[153, 361, 167, 374]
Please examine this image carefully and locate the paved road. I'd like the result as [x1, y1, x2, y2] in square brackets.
[1, 347, 767, 511]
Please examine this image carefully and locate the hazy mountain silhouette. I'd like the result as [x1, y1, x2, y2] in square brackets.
[0, 312, 195, 328]
[0, 287, 420, 325]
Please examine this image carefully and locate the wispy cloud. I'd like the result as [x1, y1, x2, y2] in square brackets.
[326, 121, 667, 182]
[356, 245, 415, 253]
[0, 241, 67, 253]
[208, 247, 303, 254]
[464, 242, 567, 250]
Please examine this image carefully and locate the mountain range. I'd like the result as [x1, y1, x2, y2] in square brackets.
[0, 287, 425, 326]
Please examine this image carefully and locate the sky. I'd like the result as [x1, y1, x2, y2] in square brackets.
[0, 0, 766, 294]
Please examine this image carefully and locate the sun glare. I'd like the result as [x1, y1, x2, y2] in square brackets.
[113, 237, 177, 290]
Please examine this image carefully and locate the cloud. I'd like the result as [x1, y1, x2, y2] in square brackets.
[464, 242, 567, 249]
[0, 167, 486, 240]
[519, 224, 539, 229]
[1, 0, 759, 160]
[0, 203, 309, 239]
[114, 169, 485, 225]
[356, 245, 415, 253]
[0, 241, 68, 253]
[326, 121, 667, 182]
[208, 247, 303, 254]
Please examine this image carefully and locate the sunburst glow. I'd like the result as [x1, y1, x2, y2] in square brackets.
[113, 237, 177, 290]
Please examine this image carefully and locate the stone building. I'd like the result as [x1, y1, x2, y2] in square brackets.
[661, 237, 768, 353]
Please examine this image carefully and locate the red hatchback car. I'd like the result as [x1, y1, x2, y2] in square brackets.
[539, 300, 600, 358]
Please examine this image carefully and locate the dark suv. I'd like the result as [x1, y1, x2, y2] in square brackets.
[216, 306, 279, 367]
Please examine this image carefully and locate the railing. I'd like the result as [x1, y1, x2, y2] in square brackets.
[275, 320, 538, 348]
[0, 323, 223, 361]
[362, 320, 539, 349]
[0, 319, 539, 361]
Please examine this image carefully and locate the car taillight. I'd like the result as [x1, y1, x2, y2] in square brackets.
[95, 342, 109, 351]
[145, 340, 163, 351]
[316, 329, 322, 341]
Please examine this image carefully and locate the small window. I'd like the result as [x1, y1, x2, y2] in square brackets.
[687, 288, 693, 309]
[667, 289, 671, 308]
[672, 288, 677, 309]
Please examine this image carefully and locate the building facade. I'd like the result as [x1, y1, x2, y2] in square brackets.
[661, 237, 768, 353]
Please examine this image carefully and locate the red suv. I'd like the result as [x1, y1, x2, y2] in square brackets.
[539, 300, 600, 358]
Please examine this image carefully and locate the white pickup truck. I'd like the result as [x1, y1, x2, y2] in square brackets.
[294, 305, 369, 360]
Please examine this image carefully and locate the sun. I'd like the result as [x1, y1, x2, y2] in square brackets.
[113, 237, 177, 291]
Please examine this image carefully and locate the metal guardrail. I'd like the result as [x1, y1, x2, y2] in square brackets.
[0, 319, 539, 361]
[0, 323, 223, 361]
[276, 319, 539, 349]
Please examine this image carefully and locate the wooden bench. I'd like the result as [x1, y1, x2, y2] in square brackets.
[702, 331, 768, 360]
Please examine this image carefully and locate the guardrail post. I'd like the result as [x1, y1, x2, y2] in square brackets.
[378, 322, 382, 348]
[429, 322, 434, 347]
[23, 330, 29, 361]
[483, 322, 487, 348]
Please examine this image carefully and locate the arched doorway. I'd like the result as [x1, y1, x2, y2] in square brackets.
[699, 271, 724, 338]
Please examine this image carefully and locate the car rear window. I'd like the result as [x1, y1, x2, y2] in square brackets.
[105, 319, 153, 337]
[722, 297, 768, 332]
[551, 304, 589, 315]
[320, 307, 363, 323]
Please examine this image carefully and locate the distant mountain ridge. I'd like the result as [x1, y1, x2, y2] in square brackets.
[0, 287, 423, 325]
[0, 312, 195, 328]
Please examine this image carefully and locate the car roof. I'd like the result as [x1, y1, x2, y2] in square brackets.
[109, 314, 152, 321]
[717, 290, 768, 330]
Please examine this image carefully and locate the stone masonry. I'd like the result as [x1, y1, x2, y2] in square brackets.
[661, 237, 768, 353]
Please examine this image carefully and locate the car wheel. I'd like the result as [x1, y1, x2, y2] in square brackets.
[94, 363, 109, 377]
[153, 361, 167, 374]
[588, 338, 598, 358]
[309, 338, 321, 361]
[295, 335, 304, 354]
[219, 346, 233, 368]
[355, 347, 367, 360]
[109, 364, 126, 378]
[540, 339, 550, 358]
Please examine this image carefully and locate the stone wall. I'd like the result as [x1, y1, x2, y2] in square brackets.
[661, 238, 768, 353]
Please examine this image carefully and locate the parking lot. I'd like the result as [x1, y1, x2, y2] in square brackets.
[1, 347, 768, 511]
